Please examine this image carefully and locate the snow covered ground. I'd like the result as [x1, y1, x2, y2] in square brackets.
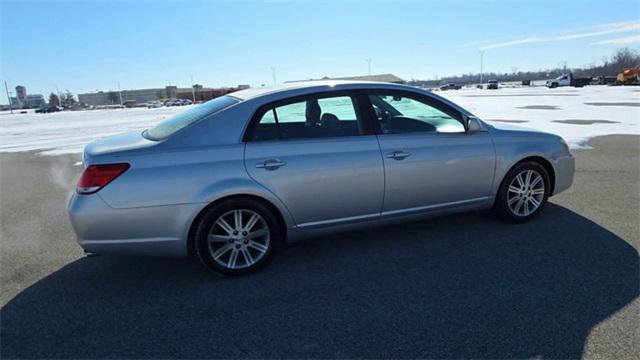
[440, 85, 639, 148]
[0, 106, 189, 155]
[0, 86, 638, 155]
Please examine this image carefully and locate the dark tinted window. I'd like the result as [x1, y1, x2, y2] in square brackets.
[252, 95, 361, 141]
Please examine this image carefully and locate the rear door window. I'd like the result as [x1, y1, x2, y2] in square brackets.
[251, 94, 362, 141]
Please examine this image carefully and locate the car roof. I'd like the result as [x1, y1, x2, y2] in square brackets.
[229, 80, 414, 101]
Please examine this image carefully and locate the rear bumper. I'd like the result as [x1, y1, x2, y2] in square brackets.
[67, 193, 203, 256]
[552, 154, 575, 196]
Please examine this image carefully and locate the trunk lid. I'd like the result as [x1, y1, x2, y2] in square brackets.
[83, 131, 156, 164]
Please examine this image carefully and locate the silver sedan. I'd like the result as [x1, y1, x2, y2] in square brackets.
[68, 81, 574, 275]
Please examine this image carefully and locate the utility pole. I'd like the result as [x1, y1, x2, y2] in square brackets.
[117, 81, 123, 107]
[271, 67, 276, 85]
[4, 80, 13, 114]
[366, 58, 372, 80]
[190, 74, 196, 102]
[479, 50, 485, 85]
[56, 85, 62, 107]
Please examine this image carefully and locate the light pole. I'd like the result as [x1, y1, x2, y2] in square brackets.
[190, 74, 196, 102]
[4, 80, 13, 114]
[479, 50, 485, 85]
[56, 85, 62, 107]
[365, 58, 372, 80]
[117, 81, 123, 106]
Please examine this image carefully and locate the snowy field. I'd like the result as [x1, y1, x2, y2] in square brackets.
[441, 85, 639, 148]
[0, 86, 638, 156]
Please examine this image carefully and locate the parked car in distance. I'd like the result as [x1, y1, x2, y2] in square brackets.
[123, 100, 146, 108]
[439, 83, 461, 90]
[68, 81, 575, 275]
[165, 99, 192, 106]
[487, 80, 499, 89]
[35, 106, 62, 113]
[546, 73, 591, 88]
[147, 100, 163, 108]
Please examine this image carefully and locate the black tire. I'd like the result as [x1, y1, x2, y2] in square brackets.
[494, 161, 550, 222]
[195, 198, 282, 276]
[550, 82, 558, 88]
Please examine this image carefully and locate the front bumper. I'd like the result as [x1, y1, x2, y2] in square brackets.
[552, 153, 575, 196]
[67, 192, 203, 256]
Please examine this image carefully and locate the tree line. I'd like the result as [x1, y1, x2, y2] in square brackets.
[48, 90, 76, 108]
[408, 48, 640, 87]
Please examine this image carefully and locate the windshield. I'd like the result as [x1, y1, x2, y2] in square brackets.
[143, 96, 239, 140]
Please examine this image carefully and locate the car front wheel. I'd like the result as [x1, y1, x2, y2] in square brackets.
[195, 199, 280, 275]
[495, 161, 550, 222]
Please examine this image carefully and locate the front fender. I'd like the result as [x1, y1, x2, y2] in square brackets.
[491, 135, 572, 198]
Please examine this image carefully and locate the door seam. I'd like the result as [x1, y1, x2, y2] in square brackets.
[242, 142, 298, 224]
[374, 134, 386, 215]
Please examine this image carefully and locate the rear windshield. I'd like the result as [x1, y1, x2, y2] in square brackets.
[143, 96, 239, 140]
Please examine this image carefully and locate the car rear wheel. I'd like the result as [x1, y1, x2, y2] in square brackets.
[195, 199, 281, 275]
[495, 161, 550, 222]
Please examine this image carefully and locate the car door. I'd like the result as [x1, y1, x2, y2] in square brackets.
[244, 91, 384, 228]
[366, 90, 495, 214]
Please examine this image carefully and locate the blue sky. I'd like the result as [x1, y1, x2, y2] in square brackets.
[1, 0, 639, 97]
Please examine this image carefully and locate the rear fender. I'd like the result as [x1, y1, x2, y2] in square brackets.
[189, 177, 296, 230]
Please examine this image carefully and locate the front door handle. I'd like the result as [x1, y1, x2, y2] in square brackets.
[255, 159, 287, 170]
[386, 150, 411, 160]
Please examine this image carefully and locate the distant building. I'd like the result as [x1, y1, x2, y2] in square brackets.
[175, 86, 241, 102]
[287, 73, 405, 84]
[9, 87, 46, 108]
[79, 86, 178, 106]
[9, 97, 21, 107]
[79, 85, 245, 106]
[15, 86, 27, 104]
[26, 94, 46, 108]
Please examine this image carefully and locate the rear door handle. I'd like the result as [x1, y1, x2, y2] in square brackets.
[255, 159, 287, 170]
[386, 150, 411, 160]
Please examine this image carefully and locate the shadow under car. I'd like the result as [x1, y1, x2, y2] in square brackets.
[1, 203, 638, 358]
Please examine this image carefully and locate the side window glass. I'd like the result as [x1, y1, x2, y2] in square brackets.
[272, 101, 306, 123]
[369, 94, 465, 134]
[317, 97, 358, 121]
[252, 95, 361, 140]
[252, 109, 279, 141]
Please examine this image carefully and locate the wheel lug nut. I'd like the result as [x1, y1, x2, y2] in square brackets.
[235, 244, 241, 249]
[244, 240, 248, 244]
[242, 231, 248, 236]
[233, 230, 238, 235]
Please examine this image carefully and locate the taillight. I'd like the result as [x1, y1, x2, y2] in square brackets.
[77, 163, 130, 194]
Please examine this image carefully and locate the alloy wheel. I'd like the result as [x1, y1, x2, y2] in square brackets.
[207, 209, 270, 270]
[507, 169, 545, 217]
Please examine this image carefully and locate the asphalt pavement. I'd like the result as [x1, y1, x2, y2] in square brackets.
[1, 135, 638, 359]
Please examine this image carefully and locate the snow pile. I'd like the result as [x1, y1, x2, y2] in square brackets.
[0, 86, 638, 155]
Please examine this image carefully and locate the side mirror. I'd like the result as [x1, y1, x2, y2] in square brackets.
[466, 116, 486, 133]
